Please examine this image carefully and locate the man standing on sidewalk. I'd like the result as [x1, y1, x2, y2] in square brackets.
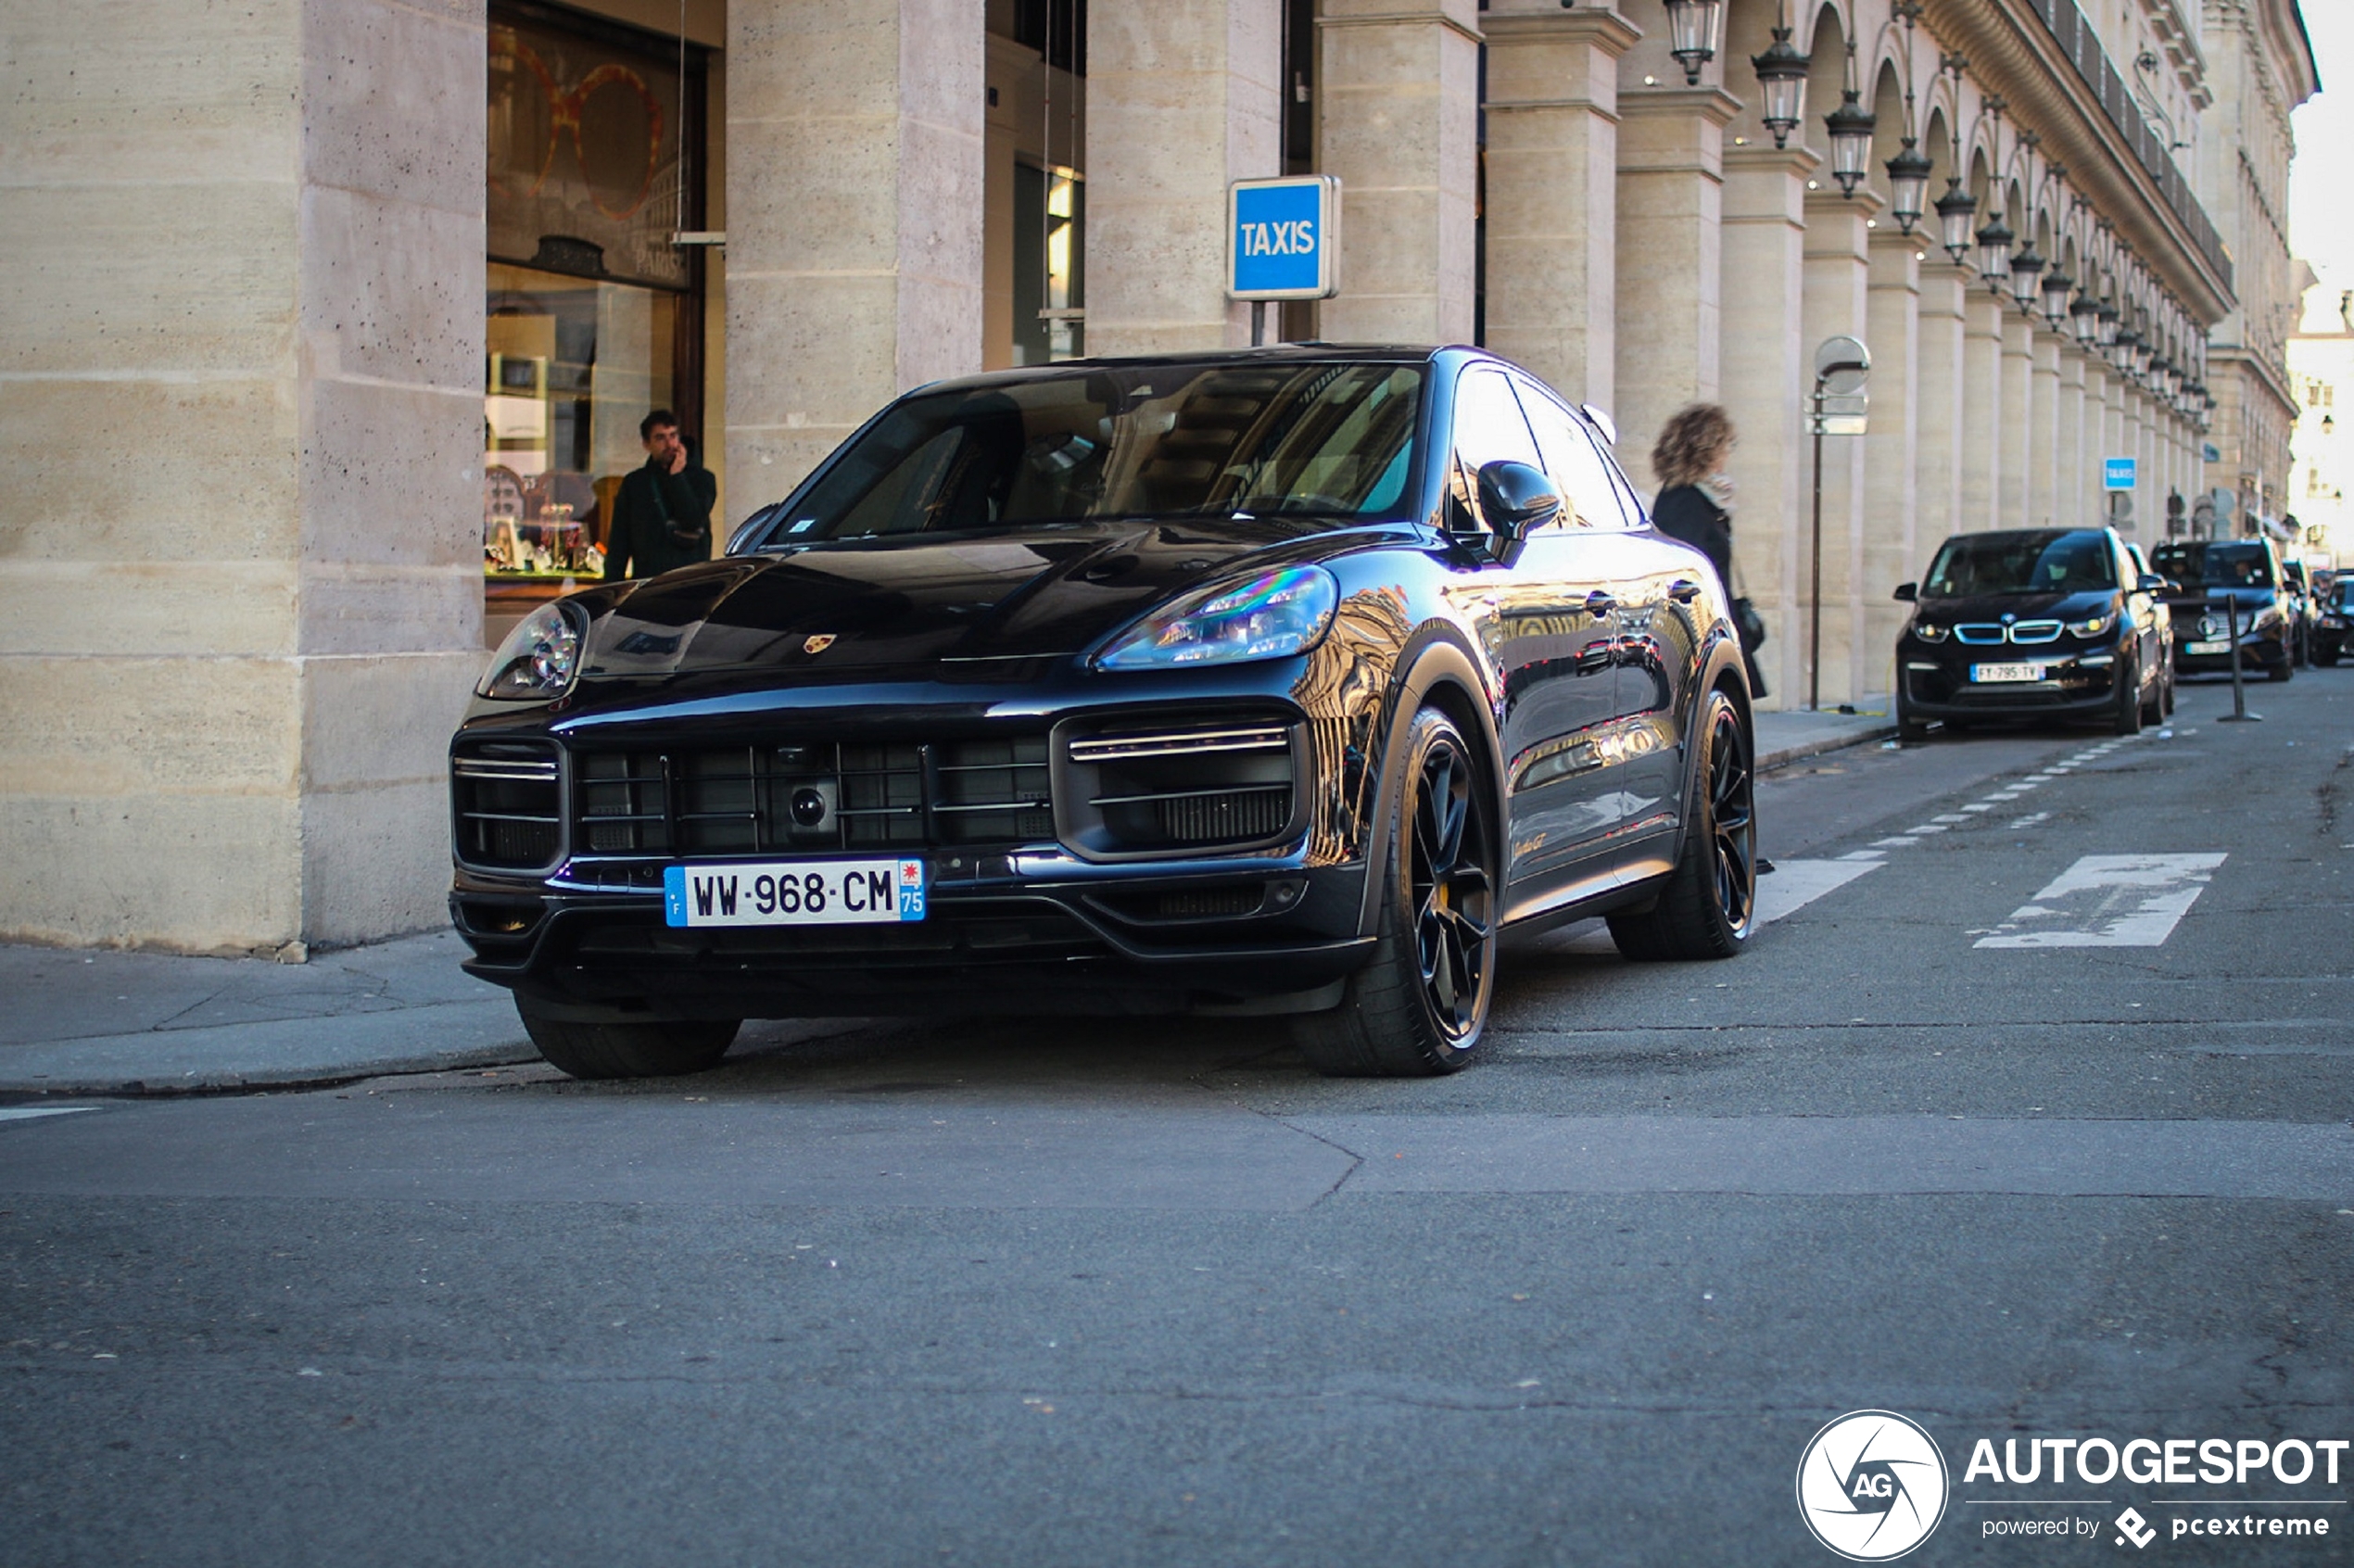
[602, 409, 716, 581]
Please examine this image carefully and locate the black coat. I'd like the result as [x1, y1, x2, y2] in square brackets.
[603, 457, 718, 581]
[1650, 484, 1732, 588]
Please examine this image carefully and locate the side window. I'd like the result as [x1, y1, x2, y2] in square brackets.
[1447, 367, 1542, 530]
[1514, 382, 1631, 531]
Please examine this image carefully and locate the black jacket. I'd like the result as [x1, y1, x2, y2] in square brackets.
[603, 456, 718, 581]
[1650, 485, 1732, 587]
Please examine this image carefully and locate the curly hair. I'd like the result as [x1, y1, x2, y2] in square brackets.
[1652, 403, 1736, 490]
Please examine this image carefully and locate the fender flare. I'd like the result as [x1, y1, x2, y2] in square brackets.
[1351, 630, 1505, 940]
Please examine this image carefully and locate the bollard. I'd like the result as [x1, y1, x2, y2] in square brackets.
[2218, 591, 2261, 723]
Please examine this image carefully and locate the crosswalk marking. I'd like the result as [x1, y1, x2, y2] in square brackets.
[1974, 854, 2227, 949]
[0, 1107, 96, 1124]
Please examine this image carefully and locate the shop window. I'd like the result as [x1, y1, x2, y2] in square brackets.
[485, 2, 707, 623]
[1014, 165, 1084, 365]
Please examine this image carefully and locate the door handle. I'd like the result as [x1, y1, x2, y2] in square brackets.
[1667, 578, 1703, 604]
[1584, 589, 1618, 615]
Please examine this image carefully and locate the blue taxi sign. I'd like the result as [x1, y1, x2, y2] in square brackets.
[1228, 175, 1340, 300]
[2103, 456, 2137, 491]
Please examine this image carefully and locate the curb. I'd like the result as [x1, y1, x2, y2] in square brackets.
[0, 1000, 538, 1098]
[1756, 719, 1901, 773]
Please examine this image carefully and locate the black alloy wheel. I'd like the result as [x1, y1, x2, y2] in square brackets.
[1609, 687, 1756, 961]
[1295, 707, 1498, 1077]
[2112, 658, 2144, 735]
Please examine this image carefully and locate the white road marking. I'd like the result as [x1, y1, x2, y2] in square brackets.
[1975, 854, 2228, 949]
[1753, 858, 1882, 925]
[1838, 850, 1886, 862]
[1960, 803, 1993, 813]
[1905, 823, 1952, 834]
[1872, 836, 1920, 848]
[0, 1107, 96, 1124]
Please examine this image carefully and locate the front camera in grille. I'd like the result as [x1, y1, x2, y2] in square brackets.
[569, 737, 1053, 860]
[451, 742, 561, 870]
[1057, 717, 1301, 860]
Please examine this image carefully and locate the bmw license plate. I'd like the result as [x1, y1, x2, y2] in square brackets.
[2185, 639, 2230, 655]
[1969, 663, 2044, 683]
[663, 858, 926, 928]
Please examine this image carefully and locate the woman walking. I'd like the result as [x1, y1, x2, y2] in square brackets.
[1650, 403, 1765, 700]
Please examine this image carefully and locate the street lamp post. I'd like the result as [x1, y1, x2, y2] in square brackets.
[1663, 0, 1727, 84]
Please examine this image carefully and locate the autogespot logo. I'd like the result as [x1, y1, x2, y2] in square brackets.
[1797, 1410, 1952, 1561]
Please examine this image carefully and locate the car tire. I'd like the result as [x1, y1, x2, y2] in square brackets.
[2112, 660, 2143, 736]
[516, 1002, 740, 1081]
[1293, 706, 1499, 1078]
[1607, 686, 1757, 963]
[2268, 651, 2294, 683]
[2319, 648, 2340, 667]
[2138, 661, 2164, 726]
[1896, 694, 1930, 743]
[2161, 666, 2177, 714]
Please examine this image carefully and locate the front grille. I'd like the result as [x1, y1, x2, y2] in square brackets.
[572, 738, 1053, 859]
[1953, 624, 2006, 644]
[452, 742, 562, 870]
[1058, 714, 1302, 860]
[2008, 619, 2062, 643]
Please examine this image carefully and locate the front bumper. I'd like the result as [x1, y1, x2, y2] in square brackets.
[1897, 647, 2128, 719]
[451, 856, 1377, 1018]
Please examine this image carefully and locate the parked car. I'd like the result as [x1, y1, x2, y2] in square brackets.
[2150, 538, 2296, 682]
[2314, 575, 2354, 665]
[448, 348, 1758, 1081]
[1891, 526, 2171, 740]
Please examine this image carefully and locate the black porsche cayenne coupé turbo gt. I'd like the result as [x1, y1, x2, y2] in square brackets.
[449, 347, 1756, 1080]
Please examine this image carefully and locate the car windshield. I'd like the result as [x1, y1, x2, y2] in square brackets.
[1920, 530, 2116, 597]
[2336, 581, 2354, 612]
[2151, 541, 2272, 588]
[761, 361, 1424, 543]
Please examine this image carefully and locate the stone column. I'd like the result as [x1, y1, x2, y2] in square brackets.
[2120, 388, 2145, 538]
[1914, 264, 1968, 566]
[728, 0, 984, 491]
[1316, 0, 1481, 344]
[0, 0, 486, 952]
[2030, 328, 2063, 525]
[1960, 291, 2006, 533]
[1086, 0, 1282, 356]
[1998, 310, 2036, 528]
[1613, 87, 1739, 469]
[1718, 144, 1816, 707]
[1800, 188, 1872, 708]
[1481, 3, 1639, 409]
[2057, 346, 2088, 530]
[1862, 226, 1921, 699]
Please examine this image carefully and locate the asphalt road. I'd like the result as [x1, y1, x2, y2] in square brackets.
[5, 673, 2351, 1567]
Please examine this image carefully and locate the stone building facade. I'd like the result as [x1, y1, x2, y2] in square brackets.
[0, 0, 2314, 952]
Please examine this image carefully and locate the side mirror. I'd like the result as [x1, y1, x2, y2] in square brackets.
[726, 500, 788, 555]
[1892, 581, 1917, 602]
[2138, 573, 2169, 593]
[1475, 461, 1562, 550]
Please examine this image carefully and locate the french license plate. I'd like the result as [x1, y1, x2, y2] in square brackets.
[2185, 639, 2230, 655]
[1969, 663, 2044, 683]
[663, 858, 926, 928]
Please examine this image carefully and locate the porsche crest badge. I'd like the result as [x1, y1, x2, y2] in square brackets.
[802, 634, 837, 655]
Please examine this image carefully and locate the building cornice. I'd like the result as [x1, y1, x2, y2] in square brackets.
[1922, 0, 2234, 324]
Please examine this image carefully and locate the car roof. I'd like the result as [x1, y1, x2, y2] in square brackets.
[906, 344, 1476, 399]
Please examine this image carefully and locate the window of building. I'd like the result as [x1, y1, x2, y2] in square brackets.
[484, 2, 708, 622]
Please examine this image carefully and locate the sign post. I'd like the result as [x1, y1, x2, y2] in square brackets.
[1227, 176, 1341, 346]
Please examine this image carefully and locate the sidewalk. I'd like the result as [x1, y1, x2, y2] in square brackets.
[2, 699, 1898, 1098]
[1753, 694, 1898, 771]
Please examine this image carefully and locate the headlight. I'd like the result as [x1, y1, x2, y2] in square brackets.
[478, 601, 586, 701]
[2067, 613, 2115, 638]
[1095, 564, 1339, 671]
[1913, 622, 1949, 643]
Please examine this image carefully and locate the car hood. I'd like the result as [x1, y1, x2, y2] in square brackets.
[574, 520, 1341, 681]
[1911, 588, 2116, 625]
[2163, 584, 2276, 610]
